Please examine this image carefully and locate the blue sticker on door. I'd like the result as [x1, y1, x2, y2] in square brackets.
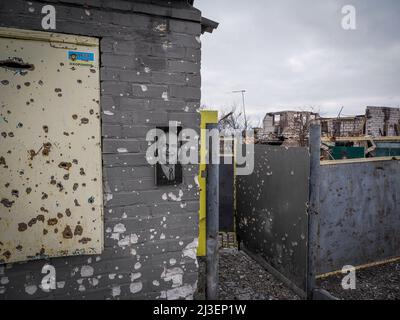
[68, 51, 94, 62]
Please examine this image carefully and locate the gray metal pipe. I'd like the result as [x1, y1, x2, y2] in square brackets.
[307, 123, 321, 299]
[206, 123, 219, 300]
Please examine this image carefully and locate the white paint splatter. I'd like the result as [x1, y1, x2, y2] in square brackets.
[140, 85, 148, 92]
[113, 223, 126, 233]
[81, 265, 94, 277]
[169, 258, 177, 266]
[183, 238, 198, 260]
[109, 273, 116, 280]
[152, 280, 159, 287]
[134, 262, 142, 270]
[167, 189, 184, 202]
[130, 233, 139, 244]
[117, 148, 128, 153]
[104, 110, 114, 116]
[0, 277, 9, 285]
[25, 285, 37, 295]
[130, 281, 143, 294]
[130, 272, 141, 281]
[162, 91, 169, 101]
[161, 267, 183, 288]
[112, 286, 121, 297]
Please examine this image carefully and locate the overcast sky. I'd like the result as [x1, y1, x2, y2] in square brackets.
[196, 0, 400, 125]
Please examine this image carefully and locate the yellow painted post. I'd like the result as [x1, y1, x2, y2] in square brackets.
[197, 110, 218, 256]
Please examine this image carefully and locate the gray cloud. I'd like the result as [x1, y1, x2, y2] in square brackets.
[197, 0, 400, 123]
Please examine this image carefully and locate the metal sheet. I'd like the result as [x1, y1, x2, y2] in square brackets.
[0, 28, 103, 264]
[236, 145, 310, 291]
[317, 160, 400, 274]
[219, 158, 234, 232]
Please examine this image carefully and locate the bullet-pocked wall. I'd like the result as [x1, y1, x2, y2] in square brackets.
[0, 0, 202, 299]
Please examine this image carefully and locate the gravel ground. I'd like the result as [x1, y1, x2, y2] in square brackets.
[318, 260, 400, 300]
[219, 248, 301, 300]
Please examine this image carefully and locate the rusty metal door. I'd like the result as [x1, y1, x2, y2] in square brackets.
[0, 28, 103, 264]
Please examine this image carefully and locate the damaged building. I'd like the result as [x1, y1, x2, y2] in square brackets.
[257, 106, 400, 149]
[0, 0, 217, 300]
[260, 111, 318, 146]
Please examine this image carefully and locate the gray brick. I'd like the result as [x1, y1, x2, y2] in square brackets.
[169, 85, 201, 100]
[102, 138, 147, 154]
[168, 60, 199, 73]
[132, 84, 168, 98]
[101, 53, 136, 68]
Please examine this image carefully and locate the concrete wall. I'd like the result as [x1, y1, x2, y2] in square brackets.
[366, 106, 400, 137]
[317, 160, 400, 274]
[236, 145, 309, 292]
[321, 117, 365, 137]
[0, 0, 202, 299]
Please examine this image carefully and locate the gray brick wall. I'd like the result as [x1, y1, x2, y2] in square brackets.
[0, 0, 202, 300]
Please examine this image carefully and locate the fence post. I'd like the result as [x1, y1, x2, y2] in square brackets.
[206, 123, 219, 300]
[307, 123, 321, 299]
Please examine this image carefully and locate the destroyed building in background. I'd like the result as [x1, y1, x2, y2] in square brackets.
[256, 106, 400, 148]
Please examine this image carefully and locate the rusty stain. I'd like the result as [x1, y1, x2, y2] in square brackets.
[40, 207, 49, 213]
[42, 142, 52, 156]
[65, 208, 71, 217]
[63, 174, 69, 180]
[26, 187, 32, 194]
[81, 117, 89, 124]
[27, 218, 37, 227]
[16, 245, 23, 251]
[2, 251, 11, 259]
[18, 223, 27, 232]
[43, 229, 48, 235]
[74, 199, 81, 207]
[42, 125, 49, 133]
[56, 182, 64, 192]
[79, 168, 86, 175]
[72, 114, 78, 120]
[74, 225, 83, 236]
[62, 225, 73, 239]
[57, 212, 63, 219]
[58, 162, 72, 170]
[47, 218, 58, 226]
[1, 198, 14, 208]
[41, 192, 48, 200]
[88, 196, 95, 204]
[28, 149, 37, 160]
[11, 189, 19, 197]
[78, 237, 91, 244]
[36, 214, 45, 222]
[72, 183, 79, 191]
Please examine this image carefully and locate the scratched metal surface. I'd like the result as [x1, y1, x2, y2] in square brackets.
[0, 31, 103, 264]
[236, 145, 310, 291]
[317, 160, 400, 274]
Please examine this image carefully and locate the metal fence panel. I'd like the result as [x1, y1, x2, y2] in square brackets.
[236, 145, 310, 291]
[317, 160, 400, 274]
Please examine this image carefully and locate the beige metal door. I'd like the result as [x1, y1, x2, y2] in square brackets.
[0, 28, 103, 264]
